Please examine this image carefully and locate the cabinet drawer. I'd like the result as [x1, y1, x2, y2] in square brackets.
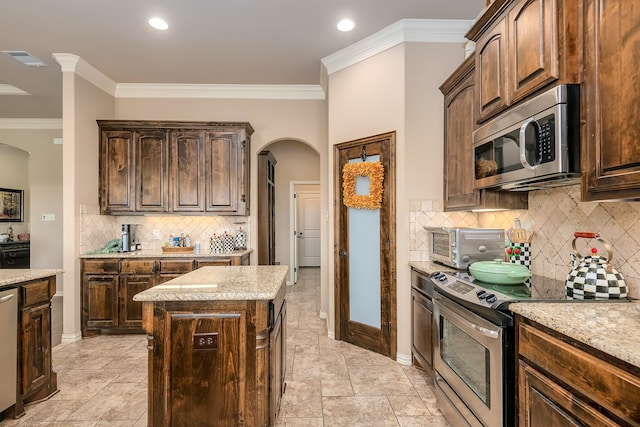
[196, 259, 231, 268]
[1, 249, 29, 259]
[21, 279, 53, 307]
[159, 260, 194, 274]
[83, 259, 120, 274]
[120, 259, 156, 274]
[518, 322, 640, 424]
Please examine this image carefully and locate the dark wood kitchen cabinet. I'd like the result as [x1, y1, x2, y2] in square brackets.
[516, 317, 640, 426]
[0, 241, 30, 269]
[82, 254, 251, 336]
[98, 121, 253, 216]
[582, 0, 640, 201]
[468, 0, 583, 123]
[440, 57, 528, 211]
[16, 276, 58, 417]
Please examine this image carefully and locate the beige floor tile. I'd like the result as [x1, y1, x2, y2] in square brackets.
[66, 382, 146, 422]
[321, 380, 354, 397]
[322, 396, 399, 426]
[396, 415, 451, 426]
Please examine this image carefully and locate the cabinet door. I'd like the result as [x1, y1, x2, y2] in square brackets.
[100, 130, 135, 213]
[136, 130, 169, 212]
[120, 274, 155, 328]
[83, 275, 119, 328]
[476, 19, 509, 122]
[582, 0, 640, 201]
[411, 290, 433, 373]
[518, 361, 620, 427]
[270, 300, 286, 424]
[204, 131, 240, 213]
[508, 0, 559, 103]
[21, 303, 51, 396]
[165, 311, 245, 426]
[170, 130, 205, 212]
[443, 63, 480, 210]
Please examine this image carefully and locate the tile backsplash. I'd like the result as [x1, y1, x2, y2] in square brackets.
[410, 185, 640, 298]
[79, 204, 249, 254]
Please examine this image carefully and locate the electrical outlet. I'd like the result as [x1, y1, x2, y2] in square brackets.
[193, 333, 218, 350]
[152, 229, 160, 240]
[41, 213, 55, 221]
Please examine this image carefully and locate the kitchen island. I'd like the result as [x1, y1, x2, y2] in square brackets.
[133, 265, 288, 427]
[0, 269, 63, 420]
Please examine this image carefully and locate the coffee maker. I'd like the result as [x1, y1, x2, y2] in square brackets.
[121, 224, 138, 252]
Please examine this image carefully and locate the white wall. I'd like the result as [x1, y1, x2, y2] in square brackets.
[266, 140, 320, 272]
[0, 128, 63, 269]
[327, 41, 464, 362]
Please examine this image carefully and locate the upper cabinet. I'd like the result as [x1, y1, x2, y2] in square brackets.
[98, 121, 253, 216]
[582, 0, 640, 201]
[469, 0, 583, 123]
[440, 57, 528, 211]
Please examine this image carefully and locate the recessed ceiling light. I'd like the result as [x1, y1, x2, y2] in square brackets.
[148, 17, 168, 31]
[337, 19, 355, 32]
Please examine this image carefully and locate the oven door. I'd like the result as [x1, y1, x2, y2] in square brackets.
[433, 293, 505, 427]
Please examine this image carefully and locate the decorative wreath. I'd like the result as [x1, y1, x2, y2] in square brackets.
[342, 161, 384, 209]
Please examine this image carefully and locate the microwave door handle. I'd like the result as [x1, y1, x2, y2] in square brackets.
[519, 118, 536, 171]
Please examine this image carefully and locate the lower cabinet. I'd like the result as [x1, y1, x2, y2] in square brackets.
[13, 276, 58, 418]
[82, 253, 251, 336]
[516, 317, 640, 426]
[142, 282, 286, 426]
[411, 269, 434, 376]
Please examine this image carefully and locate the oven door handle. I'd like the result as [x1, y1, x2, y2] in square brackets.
[470, 323, 499, 339]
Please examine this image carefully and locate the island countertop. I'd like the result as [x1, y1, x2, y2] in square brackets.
[0, 268, 64, 291]
[133, 265, 289, 302]
[80, 248, 252, 259]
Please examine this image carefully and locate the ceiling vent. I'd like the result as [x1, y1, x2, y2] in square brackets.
[2, 51, 47, 67]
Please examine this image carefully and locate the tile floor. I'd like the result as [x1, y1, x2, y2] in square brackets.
[0, 267, 449, 426]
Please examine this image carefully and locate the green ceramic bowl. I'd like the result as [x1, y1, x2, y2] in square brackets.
[469, 260, 532, 285]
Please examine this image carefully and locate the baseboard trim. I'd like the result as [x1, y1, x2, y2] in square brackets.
[396, 352, 413, 366]
[319, 311, 327, 319]
[61, 332, 82, 343]
[327, 329, 335, 340]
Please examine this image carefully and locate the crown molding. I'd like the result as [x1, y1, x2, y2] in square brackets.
[0, 118, 63, 129]
[115, 83, 326, 100]
[52, 53, 117, 96]
[322, 18, 472, 75]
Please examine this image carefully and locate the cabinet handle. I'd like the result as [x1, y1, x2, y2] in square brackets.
[240, 140, 247, 203]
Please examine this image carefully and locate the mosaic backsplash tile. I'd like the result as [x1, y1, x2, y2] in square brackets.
[79, 204, 249, 254]
[410, 185, 640, 298]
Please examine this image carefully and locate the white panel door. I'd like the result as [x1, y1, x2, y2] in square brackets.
[297, 191, 320, 267]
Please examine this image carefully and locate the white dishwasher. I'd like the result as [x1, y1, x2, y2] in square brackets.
[0, 287, 17, 413]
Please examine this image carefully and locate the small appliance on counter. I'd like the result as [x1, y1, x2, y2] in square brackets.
[425, 227, 505, 269]
[120, 224, 139, 252]
[566, 232, 627, 300]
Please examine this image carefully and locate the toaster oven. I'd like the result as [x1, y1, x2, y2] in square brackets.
[425, 227, 505, 269]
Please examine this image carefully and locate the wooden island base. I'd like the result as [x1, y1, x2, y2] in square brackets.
[135, 266, 287, 427]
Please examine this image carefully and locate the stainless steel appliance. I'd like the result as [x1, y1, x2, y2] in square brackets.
[0, 287, 17, 413]
[425, 227, 505, 270]
[411, 269, 435, 375]
[473, 84, 580, 191]
[120, 224, 138, 252]
[430, 271, 567, 427]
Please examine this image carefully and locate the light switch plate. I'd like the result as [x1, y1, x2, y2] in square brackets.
[42, 213, 55, 221]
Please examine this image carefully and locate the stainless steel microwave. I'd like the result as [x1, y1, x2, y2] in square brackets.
[473, 84, 580, 191]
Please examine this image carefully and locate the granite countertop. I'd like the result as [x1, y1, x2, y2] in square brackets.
[511, 301, 640, 369]
[0, 268, 64, 291]
[133, 265, 289, 302]
[81, 248, 252, 259]
[409, 261, 455, 276]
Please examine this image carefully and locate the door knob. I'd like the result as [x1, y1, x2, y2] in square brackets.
[339, 250, 348, 257]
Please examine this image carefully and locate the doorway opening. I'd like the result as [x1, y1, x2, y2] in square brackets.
[289, 181, 320, 284]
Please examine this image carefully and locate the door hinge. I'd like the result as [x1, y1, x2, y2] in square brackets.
[388, 321, 392, 333]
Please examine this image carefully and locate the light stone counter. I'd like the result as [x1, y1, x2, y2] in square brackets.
[0, 268, 64, 290]
[80, 248, 252, 259]
[133, 265, 288, 302]
[510, 301, 640, 369]
[409, 261, 455, 276]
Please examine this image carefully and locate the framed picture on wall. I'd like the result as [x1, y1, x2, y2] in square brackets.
[0, 188, 24, 222]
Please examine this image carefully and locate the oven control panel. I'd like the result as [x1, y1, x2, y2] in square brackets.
[430, 271, 512, 308]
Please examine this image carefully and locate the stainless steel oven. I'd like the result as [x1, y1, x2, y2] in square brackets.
[434, 293, 507, 427]
[429, 271, 569, 427]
